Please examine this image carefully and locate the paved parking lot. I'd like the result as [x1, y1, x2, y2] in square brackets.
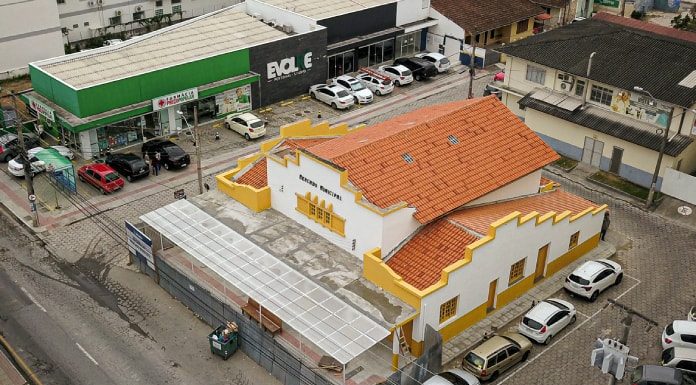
[441, 167, 696, 385]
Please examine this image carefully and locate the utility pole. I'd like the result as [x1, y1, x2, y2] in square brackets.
[194, 105, 203, 195]
[646, 109, 672, 209]
[619, 0, 626, 16]
[467, 32, 477, 99]
[606, 298, 658, 385]
[10, 91, 39, 227]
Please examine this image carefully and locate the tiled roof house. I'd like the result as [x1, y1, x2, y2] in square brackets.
[217, 96, 607, 356]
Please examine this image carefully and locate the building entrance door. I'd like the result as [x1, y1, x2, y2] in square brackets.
[535, 244, 549, 282]
[487, 279, 497, 313]
[609, 146, 623, 174]
[582, 136, 604, 167]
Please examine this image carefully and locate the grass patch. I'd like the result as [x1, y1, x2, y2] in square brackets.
[553, 156, 578, 171]
[589, 171, 659, 200]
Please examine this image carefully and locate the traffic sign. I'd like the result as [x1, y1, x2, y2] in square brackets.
[28, 194, 36, 202]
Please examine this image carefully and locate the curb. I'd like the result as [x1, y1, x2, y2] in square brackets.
[0, 334, 43, 385]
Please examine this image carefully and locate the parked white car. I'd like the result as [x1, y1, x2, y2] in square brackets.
[28, 146, 74, 160]
[330, 75, 373, 104]
[356, 73, 394, 96]
[377, 64, 414, 86]
[518, 299, 576, 344]
[8, 154, 45, 177]
[662, 321, 696, 350]
[689, 306, 696, 321]
[564, 259, 623, 301]
[415, 52, 451, 73]
[224, 112, 266, 140]
[309, 84, 355, 110]
[423, 369, 480, 385]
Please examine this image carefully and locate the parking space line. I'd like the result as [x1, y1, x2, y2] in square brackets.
[497, 278, 641, 384]
[575, 310, 590, 319]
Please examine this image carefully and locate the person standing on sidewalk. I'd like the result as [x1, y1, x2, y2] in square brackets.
[601, 211, 610, 241]
[153, 151, 161, 176]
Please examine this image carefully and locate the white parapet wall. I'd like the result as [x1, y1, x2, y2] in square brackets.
[661, 167, 696, 205]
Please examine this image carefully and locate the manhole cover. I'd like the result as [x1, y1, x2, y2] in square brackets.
[304, 110, 311, 114]
[677, 206, 693, 216]
[294, 112, 304, 117]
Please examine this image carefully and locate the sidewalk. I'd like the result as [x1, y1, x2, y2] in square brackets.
[0, 350, 26, 385]
[441, 240, 616, 365]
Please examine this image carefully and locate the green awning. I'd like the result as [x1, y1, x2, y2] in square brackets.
[34, 148, 72, 170]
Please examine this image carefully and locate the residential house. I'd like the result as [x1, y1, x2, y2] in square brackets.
[427, 0, 545, 65]
[217, 96, 606, 357]
[531, 0, 578, 28]
[496, 13, 696, 190]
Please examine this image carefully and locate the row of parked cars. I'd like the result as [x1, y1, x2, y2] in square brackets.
[310, 53, 451, 110]
[424, 258, 625, 385]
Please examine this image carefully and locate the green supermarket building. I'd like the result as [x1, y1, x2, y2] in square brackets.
[24, 0, 437, 159]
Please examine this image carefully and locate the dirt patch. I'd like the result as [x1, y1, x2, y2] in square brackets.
[0, 76, 32, 112]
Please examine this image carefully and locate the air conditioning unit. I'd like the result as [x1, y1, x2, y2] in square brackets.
[97, 0, 102, 4]
[135, 5, 142, 11]
[560, 81, 573, 91]
[557, 72, 575, 84]
[250, 12, 261, 19]
[282, 24, 293, 33]
[115, 10, 121, 16]
[87, 1, 95, 6]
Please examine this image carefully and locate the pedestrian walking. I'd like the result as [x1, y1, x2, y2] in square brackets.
[144, 153, 151, 172]
[601, 211, 610, 241]
[154, 151, 161, 176]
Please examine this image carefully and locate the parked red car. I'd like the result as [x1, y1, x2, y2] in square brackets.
[78, 163, 124, 194]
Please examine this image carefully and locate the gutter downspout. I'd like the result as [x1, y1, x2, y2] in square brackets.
[581, 52, 596, 110]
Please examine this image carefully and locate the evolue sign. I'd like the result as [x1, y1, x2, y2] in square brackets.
[152, 88, 198, 111]
[267, 52, 313, 81]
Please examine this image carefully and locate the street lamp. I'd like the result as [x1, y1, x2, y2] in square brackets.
[633, 86, 672, 209]
[176, 108, 204, 195]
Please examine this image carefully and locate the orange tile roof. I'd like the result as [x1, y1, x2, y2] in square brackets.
[308, 97, 560, 223]
[236, 158, 268, 189]
[386, 189, 598, 290]
[449, 189, 598, 234]
[235, 138, 334, 189]
[386, 220, 480, 290]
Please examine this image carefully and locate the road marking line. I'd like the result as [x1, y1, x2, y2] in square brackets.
[576, 310, 590, 319]
[497, 279, 641, 384]
[20, 287, 46, 313]
[76, 343, 99, 366]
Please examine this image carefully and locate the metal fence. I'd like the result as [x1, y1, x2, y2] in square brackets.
[138, 254, 336, 385]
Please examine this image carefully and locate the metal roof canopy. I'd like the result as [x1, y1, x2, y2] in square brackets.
[259, 0, 397, 20]
[140, 199, 389, 364]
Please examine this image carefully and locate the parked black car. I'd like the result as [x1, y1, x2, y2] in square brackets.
[105, 152, 150, 181]
[0, 133, 40, 162]
[141, 139, 190, 170]
[393, 57, 438, 81]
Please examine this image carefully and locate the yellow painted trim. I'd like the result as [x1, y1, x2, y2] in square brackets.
[215, 153, 271, 212]
[547, 232, 601, 276]
[363, 248, 423, 308]
[411, 340, 424, 357]
[496, 275, 534, 308]
[438, 302, 488, 341]
[392, 353, 399, 371]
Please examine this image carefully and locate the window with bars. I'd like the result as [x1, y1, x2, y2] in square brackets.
[439, 296, 458, 324]
[525, 65, 546, 85]
[569, 231, 580, 249]
[296, 192, 346, 236]
[172, 4, 181, 13]
[575, 80, 586, 97]
[590, 85, 613, 106]
[133, 11, 145, 20]
[155, 8, 163, 16]
[517, 19, 529, 33]
[109, 16, 121, 25]
[509, 258, 526, 285]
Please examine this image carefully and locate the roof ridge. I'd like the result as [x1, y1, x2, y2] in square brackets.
[446, 218, 485, 238]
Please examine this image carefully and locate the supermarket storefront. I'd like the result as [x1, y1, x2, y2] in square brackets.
[25, 5, 326, 159]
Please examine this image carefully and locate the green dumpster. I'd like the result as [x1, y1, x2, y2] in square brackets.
[208, 325, 239, 360]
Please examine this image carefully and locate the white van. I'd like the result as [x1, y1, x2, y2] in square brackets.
[663, 321, 696, 349]
[662, 347, 696, 375]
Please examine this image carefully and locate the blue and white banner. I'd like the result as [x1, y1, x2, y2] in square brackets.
[125, 221, 153, 269]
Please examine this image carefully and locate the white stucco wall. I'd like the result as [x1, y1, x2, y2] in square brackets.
[425, 8, 463, 60]
[0, 0, 64, 77]
[661, 168, 696, 205]
[267, 152, 422, 259]
[465, 171, 542, 209]
[412, 205, 603, 340]
[396, 0, 431, 26]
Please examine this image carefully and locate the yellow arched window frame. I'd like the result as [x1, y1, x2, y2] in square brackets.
[295, 192, 346, 236]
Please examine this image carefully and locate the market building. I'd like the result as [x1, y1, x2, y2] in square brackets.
[24, 0, 438, 158]
[215, 96, 607, 358]
[496, 13, 696, 190]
